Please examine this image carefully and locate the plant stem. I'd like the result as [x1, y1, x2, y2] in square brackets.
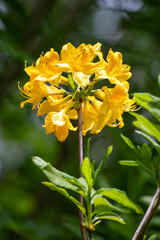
[89, 231, 92, 240]
[132, 187, 160, 240]
[78, 103, 86, 240]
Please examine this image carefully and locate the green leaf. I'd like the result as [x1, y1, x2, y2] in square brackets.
[131, 112, 160, 142]
[95, 188, 143, 214]
[147, 234, 157, 240]
[119, 160, 139, 167]
[33, 156, 48, 169]
[86, 138, 91, 158]
[32, 157, 85, 196]
[93, 212, 125, 225]
[148, 100, 160, 121]
[135, 130, 160, 154]
[136, 159, 153, 177]
[121, 134, 138, 154]
[119, 145, 154, 176]
[68, 73, 77, 92]
[151, 155, 160, 184]
[94, 145, 113, 182]
[43, 182, 86, 216]
[134, 92, 153, 109]
[93, 197, 126, 215]
[81, 157, 94, 188]
[121, 134, 153, 175]
[134, 92, 160, 121]
[139, 144, 152, 162]
[78, 178, 89, 196]
[64, 177, 86, 189]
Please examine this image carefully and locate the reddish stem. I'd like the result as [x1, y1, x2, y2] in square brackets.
[78, 103, 86, 240]
[132, 187, 160, 240]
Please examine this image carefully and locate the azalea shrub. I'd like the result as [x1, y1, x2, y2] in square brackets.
[19, 43, 160, 240]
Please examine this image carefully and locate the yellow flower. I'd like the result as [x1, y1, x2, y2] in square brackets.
[67, 97, 101, 135]
[25, 49, 68, 86]
[20, 43, 135, 141]
[91, 85, 135, 134]
[19, 81, 46, 109]
[19, 80, 65, 110]
[95, 49, 131, 89]
[57, 43, 103, 87]
[37, 96, 71, 116]
[43, 109, 77, 142]
[82, 97, 101, 135]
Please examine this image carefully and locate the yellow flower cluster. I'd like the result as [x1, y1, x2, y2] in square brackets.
[19, 43, 135, 141]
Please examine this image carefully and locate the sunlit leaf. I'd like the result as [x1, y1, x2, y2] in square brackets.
[119, 160, 139, 166]
[93, 212, 125, 225]
[135, 130, 160, 154]
[80, 157, 93, 188]
[131, 113, 160, 141]
[43, 182, 86, 216]
[94, 145, 113, 183]
[134, 92, 160, 121]
[134, 92, 153, 108]
[64, 177, 85, 189]
[32, 156, 85, 196]
[68, 73, 77, 92]
[148, 100, 160, 121]
[93, 197, 126, 215]
[96, 188, 143, 214]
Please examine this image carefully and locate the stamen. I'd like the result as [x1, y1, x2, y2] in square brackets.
[18, 82, 30, 98]
[130, 105, 142, 112]
[24, 60, 27, 68]
[111, 122, 120, 127]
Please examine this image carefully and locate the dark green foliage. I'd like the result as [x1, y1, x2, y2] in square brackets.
[32, 149, 142, 234]
[121, 92, 160, 186]
[1, 0, 160, 239]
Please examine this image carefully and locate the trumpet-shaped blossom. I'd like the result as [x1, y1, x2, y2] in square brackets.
[19, 43, 135, 141]
[19, 80, 65, 110]
[25, 48, 68, 86]
[91, 85, 134, 133]
[95, 49, 131, 89]
[43, 110, 77, 142]
[57, 43, 103, 86]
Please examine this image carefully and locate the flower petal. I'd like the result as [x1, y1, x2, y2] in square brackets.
[73, 72, 90, 86]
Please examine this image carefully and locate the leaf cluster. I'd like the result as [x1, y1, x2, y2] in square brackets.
[32, 144, 142, 234]
[120, 92, 160, 186]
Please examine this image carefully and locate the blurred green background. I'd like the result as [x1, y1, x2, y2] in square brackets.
[0, 0, 160, 239]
